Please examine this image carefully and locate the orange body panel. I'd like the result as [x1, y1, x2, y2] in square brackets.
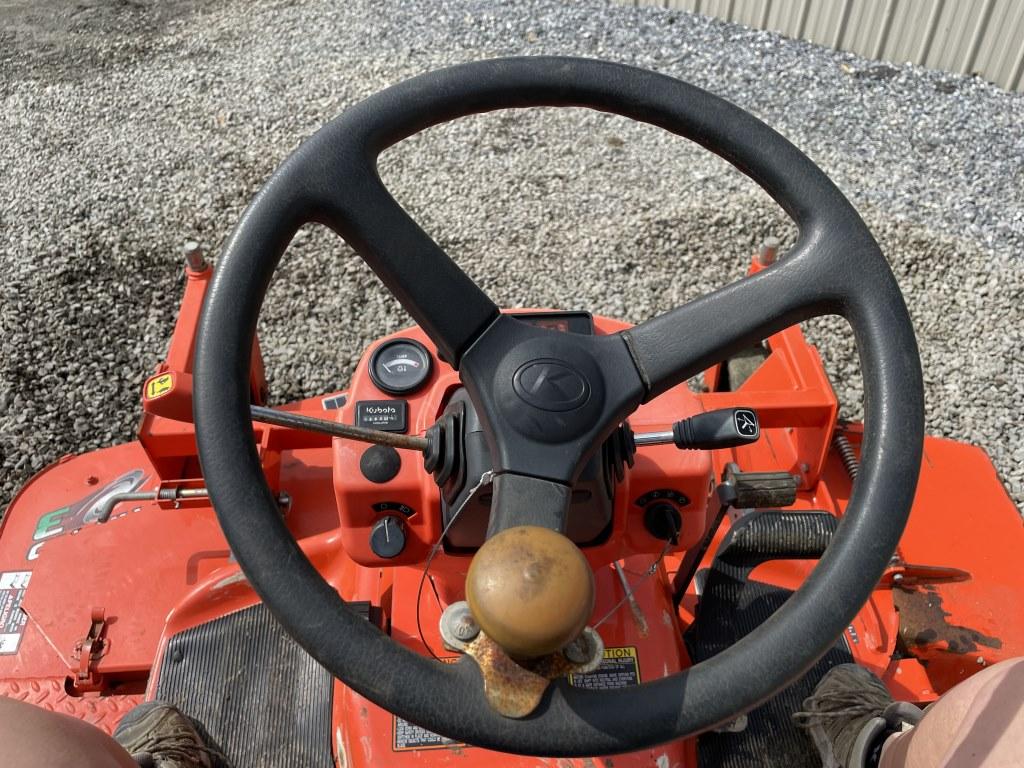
[1, 256, 1021, 767]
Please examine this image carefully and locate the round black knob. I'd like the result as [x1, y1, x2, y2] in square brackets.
[370, 515, 406, 559]
[360, 445, 402, 484]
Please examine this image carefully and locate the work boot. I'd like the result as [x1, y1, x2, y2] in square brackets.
[113, 701, 230, 768]
[792, 664, 923, 768]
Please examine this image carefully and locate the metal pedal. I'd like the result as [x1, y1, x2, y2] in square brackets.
[671, 464, 802, 604]
[721, 464, 799, 509]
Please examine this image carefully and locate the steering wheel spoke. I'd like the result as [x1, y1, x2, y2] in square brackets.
[485, 472, 574, 535]
[622, 235, 840, 399]
[309, 150, 499, 365]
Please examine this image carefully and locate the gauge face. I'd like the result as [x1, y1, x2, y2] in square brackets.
[369, 339, 432, 395]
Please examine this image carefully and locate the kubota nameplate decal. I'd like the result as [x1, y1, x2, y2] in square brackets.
[568, 646, 641, 689]
[0, 571, 31, 654]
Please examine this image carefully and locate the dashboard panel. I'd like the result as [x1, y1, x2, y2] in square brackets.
[330, 311, 713, 569]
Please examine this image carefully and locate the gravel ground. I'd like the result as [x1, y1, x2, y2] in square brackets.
[1, 0, 1021, 511]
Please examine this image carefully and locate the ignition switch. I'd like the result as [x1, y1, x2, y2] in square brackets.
[644, 503, 682, 543]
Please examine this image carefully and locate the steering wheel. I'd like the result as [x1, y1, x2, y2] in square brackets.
[193, 57, 923, 756]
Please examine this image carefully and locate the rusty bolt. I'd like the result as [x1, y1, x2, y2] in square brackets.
[563, 635, 593, 664]
[565, 638, 589, 663]
[452, 614, 480, 642]
[183, 240, 207, 272]
[439, 601, 480, 650]
[756, 237, 781, 267]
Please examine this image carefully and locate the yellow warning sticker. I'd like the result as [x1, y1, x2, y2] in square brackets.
[569, 646, 641, 689]
[145, 373, 174, 400]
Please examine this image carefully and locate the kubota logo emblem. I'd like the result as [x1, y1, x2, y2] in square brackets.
[513, 359, 590, 412]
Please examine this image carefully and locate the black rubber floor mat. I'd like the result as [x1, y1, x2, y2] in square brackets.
[685, 511, 852, 768]
[154, 602, 333, 768]
[689, 580, 853, 768]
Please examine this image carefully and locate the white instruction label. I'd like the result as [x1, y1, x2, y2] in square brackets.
[0, 570, 32, 654]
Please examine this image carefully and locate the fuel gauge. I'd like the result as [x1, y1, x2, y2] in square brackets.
[368, 338, 432, 395]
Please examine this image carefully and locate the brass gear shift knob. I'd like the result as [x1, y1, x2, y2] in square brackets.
[465, 525, 595, 659]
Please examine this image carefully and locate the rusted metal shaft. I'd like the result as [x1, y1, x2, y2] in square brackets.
[250, 405, 428, 452]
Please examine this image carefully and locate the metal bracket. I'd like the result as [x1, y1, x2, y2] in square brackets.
[71, 607, 108, 692]
[879, 562, 971, 589]
[462, 628, 604, 718]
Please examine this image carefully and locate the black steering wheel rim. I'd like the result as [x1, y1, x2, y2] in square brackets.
[193, 57, 924, 756]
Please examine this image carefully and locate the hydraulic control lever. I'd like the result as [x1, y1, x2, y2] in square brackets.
[633, 407, 760, 450]
[249, 403, 464, 491]
[250, 405, 429, 451]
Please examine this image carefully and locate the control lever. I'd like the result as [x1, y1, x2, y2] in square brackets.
[633, 408, 760, 450]
[249, 404, 457, 489]
[250, 405, 429, 452]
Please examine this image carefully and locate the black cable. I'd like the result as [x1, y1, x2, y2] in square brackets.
[414, 471, 494, 661]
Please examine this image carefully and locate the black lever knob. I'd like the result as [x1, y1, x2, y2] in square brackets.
[673, 407, 760, 449]
[633, 408, 760, 450]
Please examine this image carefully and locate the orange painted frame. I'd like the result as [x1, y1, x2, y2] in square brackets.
[2, 253, 1021, 768]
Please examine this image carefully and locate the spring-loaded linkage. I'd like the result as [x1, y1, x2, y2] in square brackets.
[833, 430, 860, 480]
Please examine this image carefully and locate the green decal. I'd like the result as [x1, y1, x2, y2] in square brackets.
[33, 508, 69, 541]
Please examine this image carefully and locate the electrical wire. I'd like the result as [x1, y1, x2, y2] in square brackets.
[593, 512, 679, 630]
[415, 471, 494, 661]
[592, 536, 675, 629]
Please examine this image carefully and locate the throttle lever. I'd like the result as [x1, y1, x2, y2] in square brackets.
[633, 407, 760, 450]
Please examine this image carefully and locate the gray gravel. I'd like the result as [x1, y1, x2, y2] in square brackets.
[1, 0, 1022, 511]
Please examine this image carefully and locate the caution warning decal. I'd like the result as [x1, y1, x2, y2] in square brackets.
[144, 373, 174, 401]
[393, 657, 465, 751]
[392, 716, 464, 752]
[569, 646, 641, 690]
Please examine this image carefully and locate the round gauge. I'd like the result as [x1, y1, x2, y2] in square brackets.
[368, 338, 432, 395]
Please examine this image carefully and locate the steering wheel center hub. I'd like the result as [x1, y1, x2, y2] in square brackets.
[489, 336, 607, 445]
[512, 358, 591, 412]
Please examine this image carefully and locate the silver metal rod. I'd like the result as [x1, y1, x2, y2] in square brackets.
[182, 240, 207, 272]
[250, 405, 428, 452]
[97, 488, 209, 523]
[612, 561, 648, 635]
[97, 486, 289, 523]
[633, 430, 674, 447]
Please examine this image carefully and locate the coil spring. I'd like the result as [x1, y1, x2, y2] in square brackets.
[833, 432, 859, 480]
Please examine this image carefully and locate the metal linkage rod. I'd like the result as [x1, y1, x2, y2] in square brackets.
[250, 405, 428, 452]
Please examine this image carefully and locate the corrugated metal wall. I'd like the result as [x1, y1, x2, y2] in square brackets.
[629, 0, 1024, 92]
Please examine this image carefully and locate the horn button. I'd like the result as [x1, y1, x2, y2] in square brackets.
[492, 337, 606, 445]
[513, 359, 590, 412]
